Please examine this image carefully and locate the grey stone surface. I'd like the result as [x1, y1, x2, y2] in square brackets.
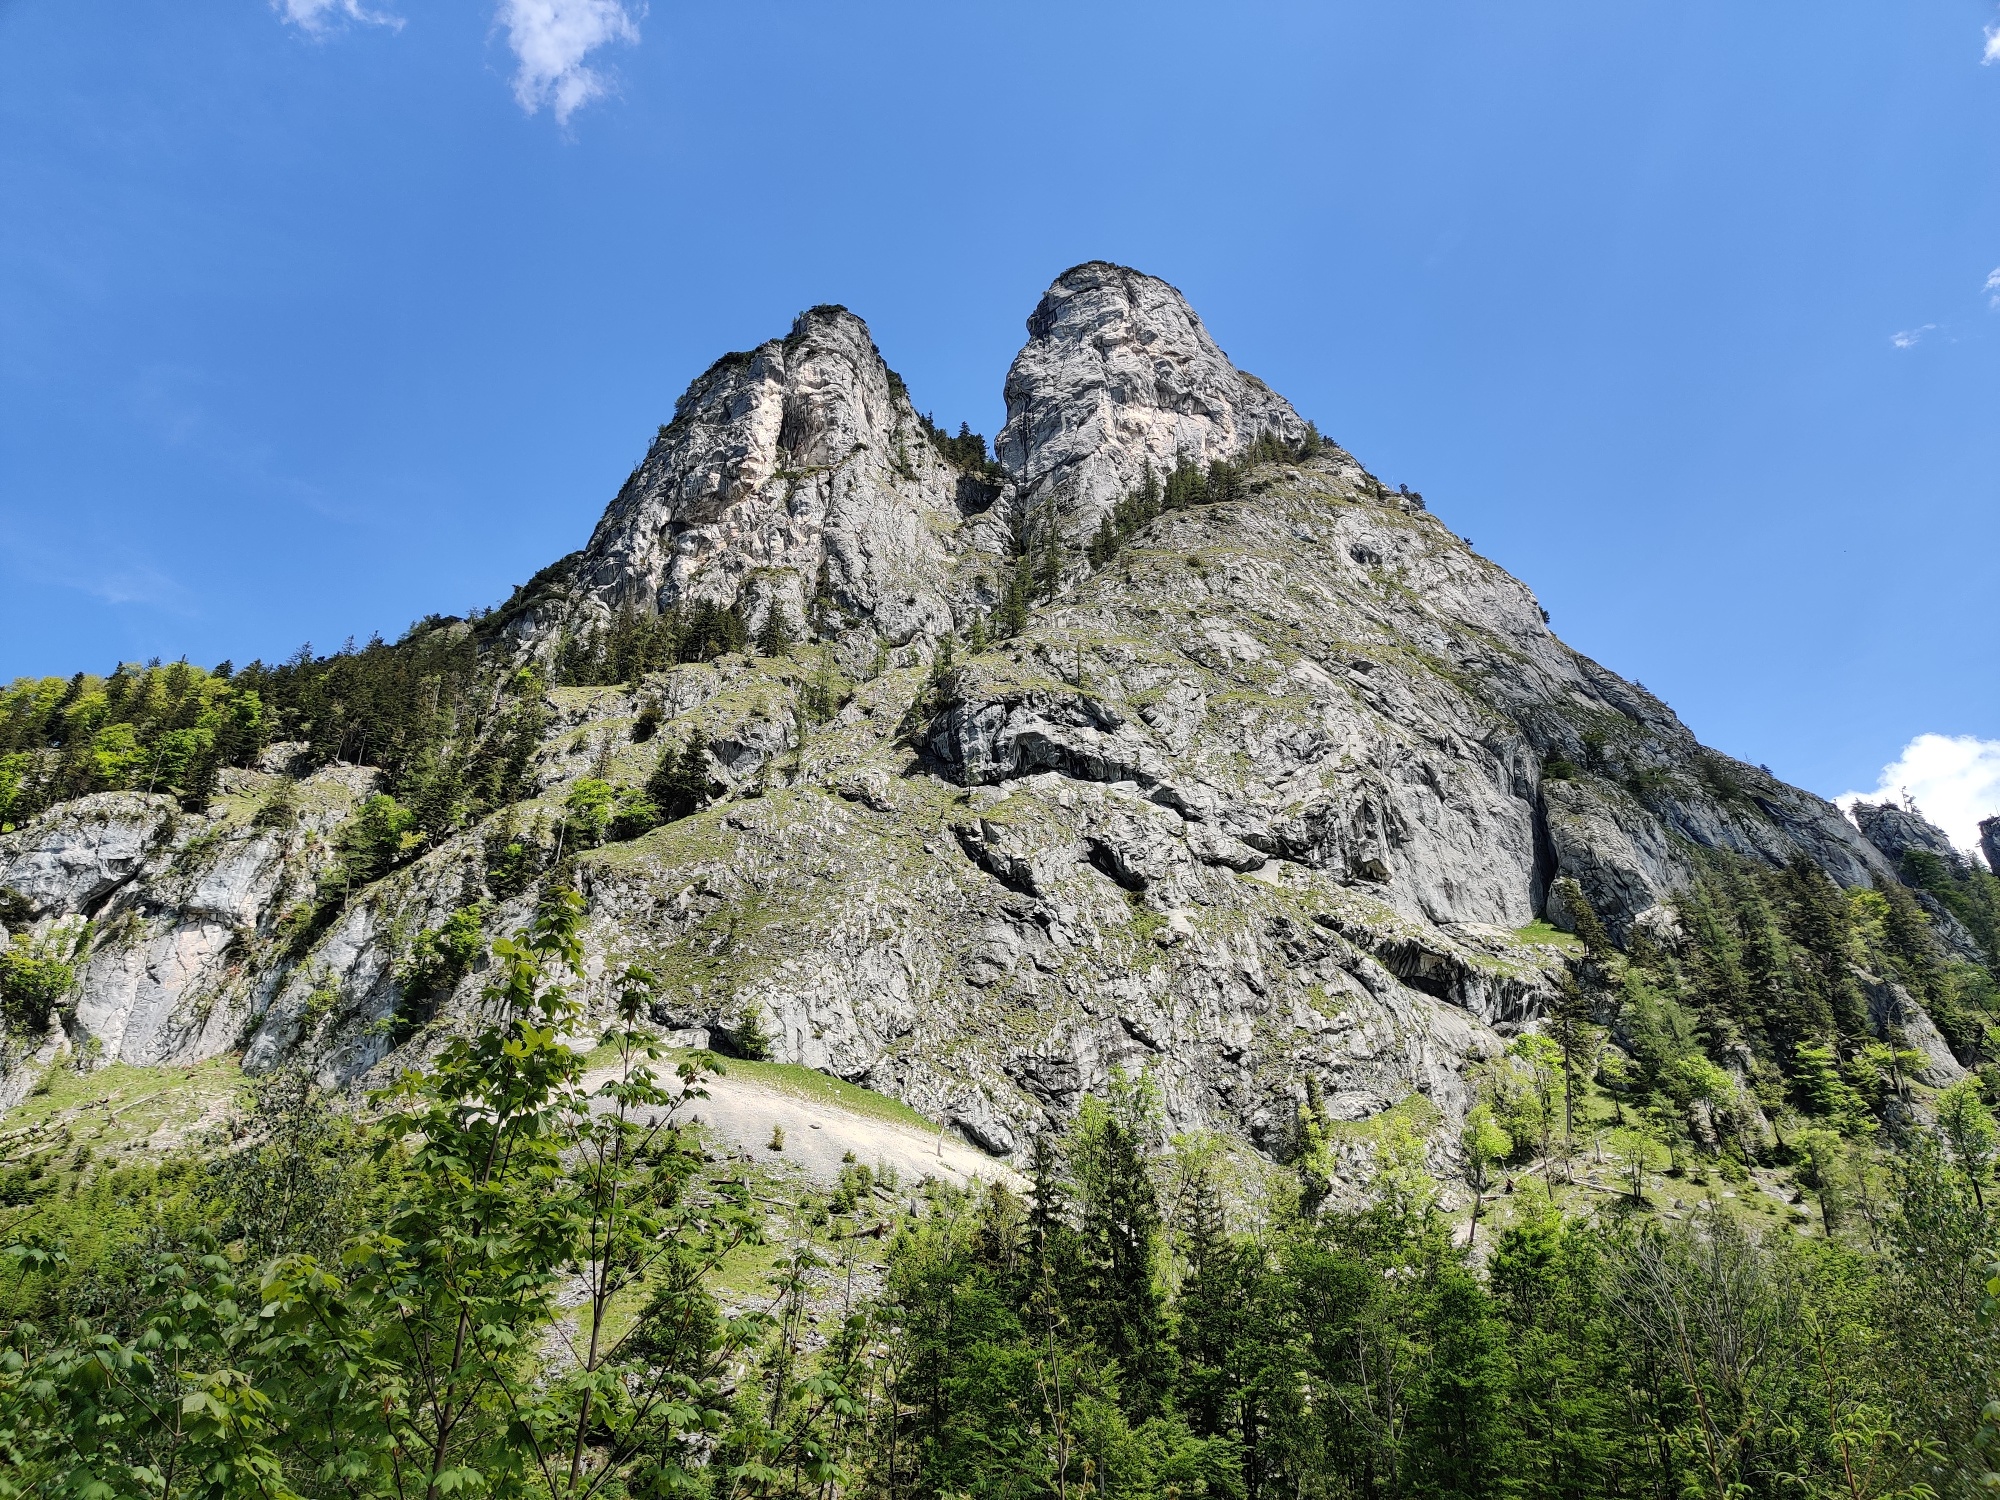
[520, 304, 993, 654]
[997, 262, 1310, 531]
[1856, 966, 1965, 1087]
[0, 265, 1964, 1171]
[1852, 799, 1973, 879]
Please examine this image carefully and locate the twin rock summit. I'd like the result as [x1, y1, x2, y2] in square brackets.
[0, 263, 1966, 1162]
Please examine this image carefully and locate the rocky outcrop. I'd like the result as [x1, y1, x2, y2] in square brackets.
[1848, 799, 1988, 961]
[515, 306, 994, 651]
[1, 792, 177, 918]
[1856, 965, 1965, 1087]
[997, 262, 1309, 529]
[0, 768, 379, 1096]
[1852, 799, 1972, 878]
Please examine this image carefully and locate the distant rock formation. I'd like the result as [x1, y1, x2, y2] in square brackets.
[1852, 799, 1973, 878]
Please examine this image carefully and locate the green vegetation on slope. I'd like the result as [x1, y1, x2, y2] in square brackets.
[3, 880, 2000, 1499]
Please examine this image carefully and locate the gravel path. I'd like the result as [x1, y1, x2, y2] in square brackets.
[580, 1058, 1019, 1191]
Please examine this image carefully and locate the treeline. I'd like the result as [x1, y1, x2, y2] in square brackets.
[1086, 428, 1327, 571]
[915, 413, 1005, 482]
[1442, 856, 2000, 1262]
[0, 596, 756, 837]
[0, 658, 257, 827]
[860, 1087, 1995, 1500]
[0, 627, 529, 833]
[3, 900, 1996, 1499]
[548, 599, 752, 688]
[1621, 852, 2000, 1116]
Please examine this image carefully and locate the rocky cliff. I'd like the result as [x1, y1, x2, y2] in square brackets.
[997, 262, 1311, 526]
[0, 263, 1962, 1162]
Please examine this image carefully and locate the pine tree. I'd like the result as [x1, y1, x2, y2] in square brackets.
[1557, 876, 1616, 961]
[1027, 1130, 1067, 1251]
[757, 605, 792, 659]
[646, 726, 710, 821]
[999, 552, 1032, 637]
[1137, 460, 1159, 520]
[1547, 970, 1599, 1152]
[1208, 459, 1241, 504]
[1037, 514, 1062, 601]
[1089, 514, 1118, 568]
[1173, 1167, 1239, 1437]
[808, 559, 835, 636]
[926, 635, 958, 710]
[1067, 1076, 1174, 1420]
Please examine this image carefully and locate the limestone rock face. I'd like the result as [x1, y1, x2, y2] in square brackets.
[533, 305, 992, 649]
[0, 263, 1966, 1175]
[1, 793, 176, 917]
[1852, 799, 1972, 878]
[0, 768, 380, 1103]
[1856, 966, 1965, 1087]
[997, 262, 1309, 530]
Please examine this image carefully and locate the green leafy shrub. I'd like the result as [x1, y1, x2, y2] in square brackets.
[338, 792, 421, 887]
[396, 903, 486, 1034]
[0, 930, 76, 1033]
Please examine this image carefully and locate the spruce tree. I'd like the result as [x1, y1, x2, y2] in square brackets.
[1557, 876, 1615, 961]
[1173, 1167, 1240, 1438]
[1548, 970, 1599, 1152]
[646, 726, 710, 821]
[1068, 1078, 1173, 1420]
[1089, 514, 1118, 568]
[1000, 552, 1032, 637]
[1137, 460, 1159, 520]
[1209, 458, 1241, 504]
[757, 605, 792, 659]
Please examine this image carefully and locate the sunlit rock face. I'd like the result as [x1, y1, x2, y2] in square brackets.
[997, 261, 1309, 529]
[0, 263, 1919, 1171]
[553, 304, 986, 649]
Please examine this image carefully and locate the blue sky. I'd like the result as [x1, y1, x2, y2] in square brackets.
[5, 2, 2000, 837]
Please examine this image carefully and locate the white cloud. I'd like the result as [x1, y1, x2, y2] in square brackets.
[1837, 733, 2000, 856]
[273, 0, 402, 35]
[497, 0, 643, 125]
[1985, 23, 2000, 64]
[1985, 266, 2000, 309]
[1890, 324, 1936, 349]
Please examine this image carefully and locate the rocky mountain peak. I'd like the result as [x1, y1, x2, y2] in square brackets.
[997, 262, 1310, 528]
[15, 263, 1983, 1163]
[561, 303, 981, 647]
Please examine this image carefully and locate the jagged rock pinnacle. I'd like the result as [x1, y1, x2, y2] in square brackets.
[565, 304, 979, 647]
[997, 262, 1309, 527]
